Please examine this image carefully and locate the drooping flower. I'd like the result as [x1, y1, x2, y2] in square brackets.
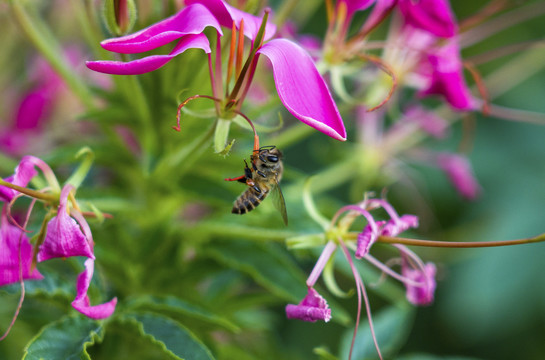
[286, 287, 332, 322]
[398, 0, 457, 38]
[437, 152, 481, 199]
[401, 260, 437, 306]
[71, 258, 117, 319]
[37, 185, 94, 262]
[0, 208, 43, 287]
[87, 0, 346, 141]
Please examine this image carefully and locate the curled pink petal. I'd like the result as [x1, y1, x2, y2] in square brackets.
[402, 262, 437, 306]
[87, 33, 211, 75]
[37, 185, 94, 262]
[356, 220, 385, 258]
[0, 211, 43, 286]
[100, 4, 222, 53]
[71, 259, 117, 319]
[381, 214, 419, 237]
[258, 39, 346, 141]
[0, 156, 39, 203]
[286, 287, 331, 322]
[186, 0, 276, 41]
[437, 153, 481, 200]
[399, 0, 457, 38]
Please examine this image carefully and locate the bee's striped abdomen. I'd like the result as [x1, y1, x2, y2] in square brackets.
[232, 186, 268, 214]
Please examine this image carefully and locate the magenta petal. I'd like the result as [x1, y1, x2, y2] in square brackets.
[340, 0, 376, 18]
[0, 156, 39, 203]
[186, 0, 276, 41]
[381, 214, 419, 237]
[399, 0, 457, 38]
[402, 262, 437, 306]
[421, 42, 474, 110]
[437, 153, 481, 200]
[258, 39, 346, 141]
[71, 259, 117, 319]
[355, 220, 385, 258]
[0, 211, 43, 286]
[87, 33, 211, 75]
[37, 185, 94, 262]
[286, 287, 331, 322]
[101, 4, 221, 54]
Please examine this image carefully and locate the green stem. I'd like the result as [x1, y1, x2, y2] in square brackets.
[11, 1, 95, 109]
[0, 179, 57, 202]
[345, 232, 545, 248]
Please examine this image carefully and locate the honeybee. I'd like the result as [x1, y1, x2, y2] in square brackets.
[225, 145, 288, 225]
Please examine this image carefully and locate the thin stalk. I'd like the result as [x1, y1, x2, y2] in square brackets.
[344, 232, 545, 248]
[0, 179, 57, 202]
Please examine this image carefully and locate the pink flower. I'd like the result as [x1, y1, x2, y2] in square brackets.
[37, 185, 95, 262]
[398, 0, 457, 38]
[437, 153, 481, 199]
[286, 287, 331, 323]
[87, 1, 346, 141]
[71, 258, 117, 319]
[402, 261, 437, 306]
[421, 42, 474, 110]
[0, 208, 43, 287]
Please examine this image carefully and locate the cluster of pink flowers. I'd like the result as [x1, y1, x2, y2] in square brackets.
[286, 196, 436, 359]
[0, 156, 116, 321]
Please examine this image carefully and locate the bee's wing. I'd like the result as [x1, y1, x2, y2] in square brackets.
[271, 176, 288, 226]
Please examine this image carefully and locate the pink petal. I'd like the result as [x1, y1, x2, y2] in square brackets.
[437, 153, 481, 200]
[186, 0, 276, 41]
[399, 0, 457, 38]
[381, 214, 419, 237]
[339, 0, 376, 18]
[402, 262, 437, 306]
[286, 287, 331, 322]
[86, 33, 211, 75]
[100, 4, 222, 53]
[421, 42, 474, 110]
[37, 185, 94, 262]
[258, 39, 346, 141]
[0, 156, 39, 203]
[355, 220, 385, 258]
[71, 259, 117, 319]
[0, 211, 43, 286]
[360, 0, 397, 35]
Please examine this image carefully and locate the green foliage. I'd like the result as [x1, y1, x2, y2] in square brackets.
[23, 316, 104, 360]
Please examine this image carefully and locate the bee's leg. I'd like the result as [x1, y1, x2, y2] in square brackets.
[224, 174, 246, 182]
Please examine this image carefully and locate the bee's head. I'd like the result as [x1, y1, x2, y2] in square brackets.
[258, 146, 282, 164]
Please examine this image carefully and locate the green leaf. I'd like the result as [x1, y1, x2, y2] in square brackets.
[126, 295, 240, 332]
[23, 316, 104, 360]
[122, 313, 215, 360]
[339, 305, 414, 359]
[206, 240, 307, 302]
